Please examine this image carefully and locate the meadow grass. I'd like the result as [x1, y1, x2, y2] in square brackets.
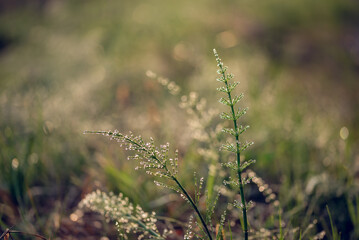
[0, 1, 358, 239]
[81, 50, 319, 239]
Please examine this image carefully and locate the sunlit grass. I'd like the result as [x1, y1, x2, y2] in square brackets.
[0, 0, 358, 238]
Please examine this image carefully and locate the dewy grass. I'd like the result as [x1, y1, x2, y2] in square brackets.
[84, 130, 214, 239]
[83, 50, 254, 239]
[214, 49, 254, 240]
[79, 190, 170, 239]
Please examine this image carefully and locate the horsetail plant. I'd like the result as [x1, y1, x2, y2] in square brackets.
[214, 49, 254, 240]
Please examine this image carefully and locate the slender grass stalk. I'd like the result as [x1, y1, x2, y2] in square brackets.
[228, 220, 233, 240]
[327, 205, 341, 240]
[279, 210, 283, 240]
[128, 215, 164, 239]
[85, 130, 213, 240]
[0, 229, 48, 240]
[214, 49, 253, 240]
[171, 176, 213, 240]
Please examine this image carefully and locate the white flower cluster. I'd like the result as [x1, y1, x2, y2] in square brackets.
[79, 190, 171, 240]
[86, 130, 179, 179]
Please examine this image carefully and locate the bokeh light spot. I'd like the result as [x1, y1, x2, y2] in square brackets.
[11, 158, 19, 169]
[216, 31, 238, 48]
[70, 213, 79, 222]
[340, 126, 349, 140]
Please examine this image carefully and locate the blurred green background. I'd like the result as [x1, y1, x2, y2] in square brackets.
[0, 0, 358, 239]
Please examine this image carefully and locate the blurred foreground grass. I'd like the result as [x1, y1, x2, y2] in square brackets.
[0, 0, 358, 239]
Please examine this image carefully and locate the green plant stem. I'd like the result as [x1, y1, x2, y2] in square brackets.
[221, 69, 249, 240]
[128, 215, 164, 239]
[89, 131, 213, 240]
[149, 151, 213, 240]
[130, 137, 213, 239]
[171, 176, 213, 240]
[139, 148, 213, 239]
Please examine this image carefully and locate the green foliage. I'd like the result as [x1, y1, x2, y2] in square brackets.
[84, 130, 214, 239]
[0, 0, 358, 239]
[214, 49, 253, 240]
[327, 205, 341, 240]
[347, 196, 359, 238]
[82, 50, 257, 239]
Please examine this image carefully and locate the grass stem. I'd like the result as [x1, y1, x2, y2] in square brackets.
[215, 49, 249, 240]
